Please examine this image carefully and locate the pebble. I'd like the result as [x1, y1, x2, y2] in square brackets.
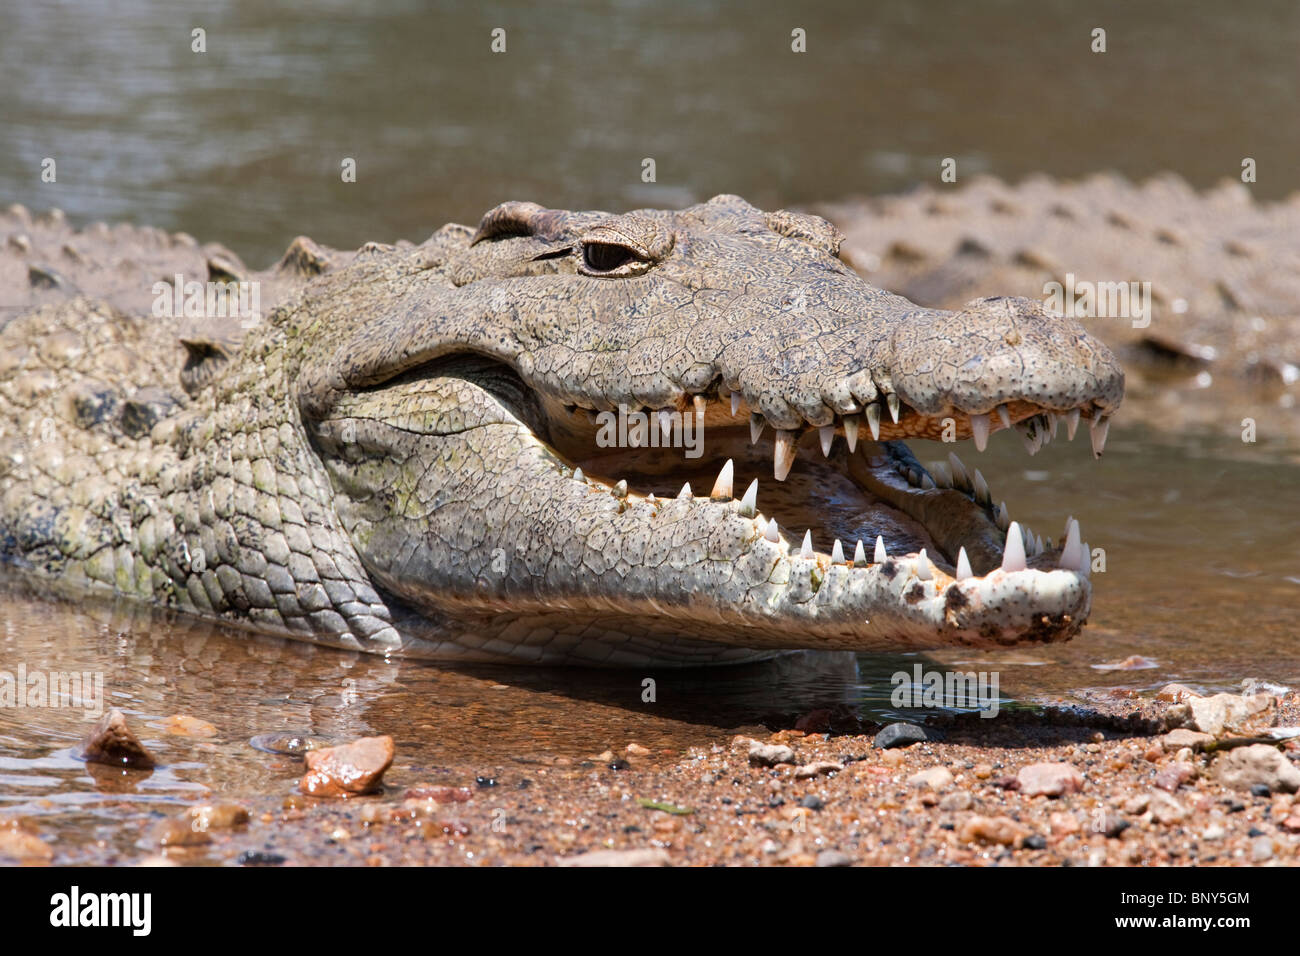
[1162, 728, 1214, 752]
[1251, 836, 1274, 862]
[1149, 791, 1188, 824]
[185, 804, 250, 830]
[816, 849, 854, 867]
[1154, 763, 1197, 792]
[299, 735, 395, 797]
[795, 760, 844, 779]
[1202, 823, 1226, 841]
[1049, 812, 1081, 836]
[1210, 744, 1300, 794]
[939, 791, 973, 812]
[626, 743, 651, 756]
[1157, 683, 1203, 703]
[1017, 762, 1084, 797]
[81, 709, 156, 770]
[1188, 693, 1273, 736]
[958, 815, 1030, 848]
[161, 714, 218, 738]
[558, 848, 670, 867]
[747, 741, 797, 767]
[906, 766, 954, 792]
[0, 820, 53, 861]
[874, 722, 927, 749]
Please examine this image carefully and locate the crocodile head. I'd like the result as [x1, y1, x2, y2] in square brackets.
[295, 194, 1123, 665]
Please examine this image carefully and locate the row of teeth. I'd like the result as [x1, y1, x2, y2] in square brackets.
[578, 392, 1110, 482]
[567, 457, 1091, 581]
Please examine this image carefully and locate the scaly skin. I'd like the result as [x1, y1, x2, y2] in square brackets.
[0, 194, 1123, 665]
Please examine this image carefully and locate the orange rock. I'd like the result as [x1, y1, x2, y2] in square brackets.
[959, 815, 1031, 848]
[161, 714, 219, 738]
[299, 735, 394, 797]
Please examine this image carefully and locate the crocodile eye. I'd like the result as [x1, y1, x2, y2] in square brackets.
[581, 242, 636, 273]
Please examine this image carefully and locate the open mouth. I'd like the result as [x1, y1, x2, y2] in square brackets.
[543, 386, 1106, 585]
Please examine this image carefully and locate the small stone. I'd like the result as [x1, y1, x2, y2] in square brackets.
[1279, 815, 1300, 833]
[816, 849, 854, 867]
[626, 743, 651, 756]
[907, 766, 954, 792]
[559, 848, 670, 867]
[800, 795, 824, 811]
[299, 735, 394, 797]
[1251, 836, 1274, 862]
[874, 722, 927, 749]
[748, 741, 797, 767]
[794, 760, 844, 779]
[81, 709, 156, 770]
[185, 804, 249, 830]
[958, 815, 1030, 848]
[1155, 763, 1197, 792]
[939, 791, 973, 812]
[1188, 693, 1273, 736]
[236, 850, 286, 865]
[1250, 783, 1271, 798]
[0, 820, 52, 861]
[1123, 794, 1151, 815]
[1210, 744, 1300, 794]
[1049, 812, 1081, 836]
[1149, 791, 1188, 824]
[1156, 683, 1203, 703]
[1017, 762, 1084, 797]
[1202, 823, 1226, 841]
[880, 749, 906, 768]
[973, 763, 993, 780]
[1163, 728, 1214, 752]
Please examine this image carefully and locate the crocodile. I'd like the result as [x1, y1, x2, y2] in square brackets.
[0, 194, 1122, 666]
[818, 173, 1300, 440]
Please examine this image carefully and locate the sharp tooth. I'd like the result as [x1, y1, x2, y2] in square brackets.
[947, 452, 971, 491]
[1059, 518, 1083, 571]
[920, 473, 936, 489]
[843, 415, 859, 452]
[710, 458, 734, 498]
[730, 391, 741, 417]
[1019, 422, 1041, 456]
[915, 549, 932, 580]
[970, 412, 990, 451]
[1035, 533, 1044, 556]
[678, 482, 693, 499]
[572, 467, 585, 483]
[931, 462, 953, 488]
[886, 392, 901, 424]
[831, 539, 844, 563]
[800, 530, 814, 558]
[907, 468, 921, 486]
[874, 535, 887, 563]
[1039, 415, 1052, 445]
[1090, 416, 1110, 458]
[1047, 412, 1059, 440]
[612, 480, 628, 498]
[853, 540, 866, 566]
[997, 404, 1012, 430]
[865, 403, 882, 441]
[763, 517, 780, 543]
[1066, 407, 1081, 441]
[774, 430, 797, 481]
[658, 409, 674, 441]
[956, 547, 973, 581]
[738, 478, 758, 517]
[750, 413, 766, 444]
[819, 424, 835, 457]
[1002, 521, 1027, 572]
[648, 492, 656, 505]
[972, 468, 991, 506]
[996, 501, 1010, 532]
[693, 394, 707, 419]
[1081, 541, 1091, 577]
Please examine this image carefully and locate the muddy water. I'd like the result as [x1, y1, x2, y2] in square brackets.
[1, 423, 1296, 861]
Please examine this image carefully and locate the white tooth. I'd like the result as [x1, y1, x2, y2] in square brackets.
[819, 424, 835, 457]
[970, 412, 990, 451]
[1090, 416, 1110, 458]
[658, 409, 674, 440]
[648, 492, 656, 504]
[1066, 407, 1081, 441]
[972, 469, 991, 506]
[947, 452, 970, 491]
[800, 530, 814, 559]
[573, 467, 585, 483]
[678, 482, 693, 500]
[1081, 541, 1091, 577]
[853, 540, 866, 566]
[1047, 412, 1059, 440]
[886, 392, 901, 424]
[920, 474, 936, 489]
[996, 501, 1010, 531]
[764, 517, 780, 543]
[1002, 521, 1027, 572]
[738, 478, 758, 516]
[874, 535, 887, 563]
[843, 415, 859, 452]
[1039, 416, 1051, 445]
[865, 403, 882, 441]
[710, 458, 734, 498]
[831, 539, 844, 563]
[1035, 533, 1044, 556]
[931, 462, 953, 488]
[1059, 518, 1083, 571]
[613, 480, 628, 498]
[774, 430, 797, 481]
[997, 404, 1012, 430]
[730, 391, 741, 417]
[693, 394, 707, 420]
[915, 549, 932, 580]
[956, 547, 973, 581]
[750, 413, 766, 444]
